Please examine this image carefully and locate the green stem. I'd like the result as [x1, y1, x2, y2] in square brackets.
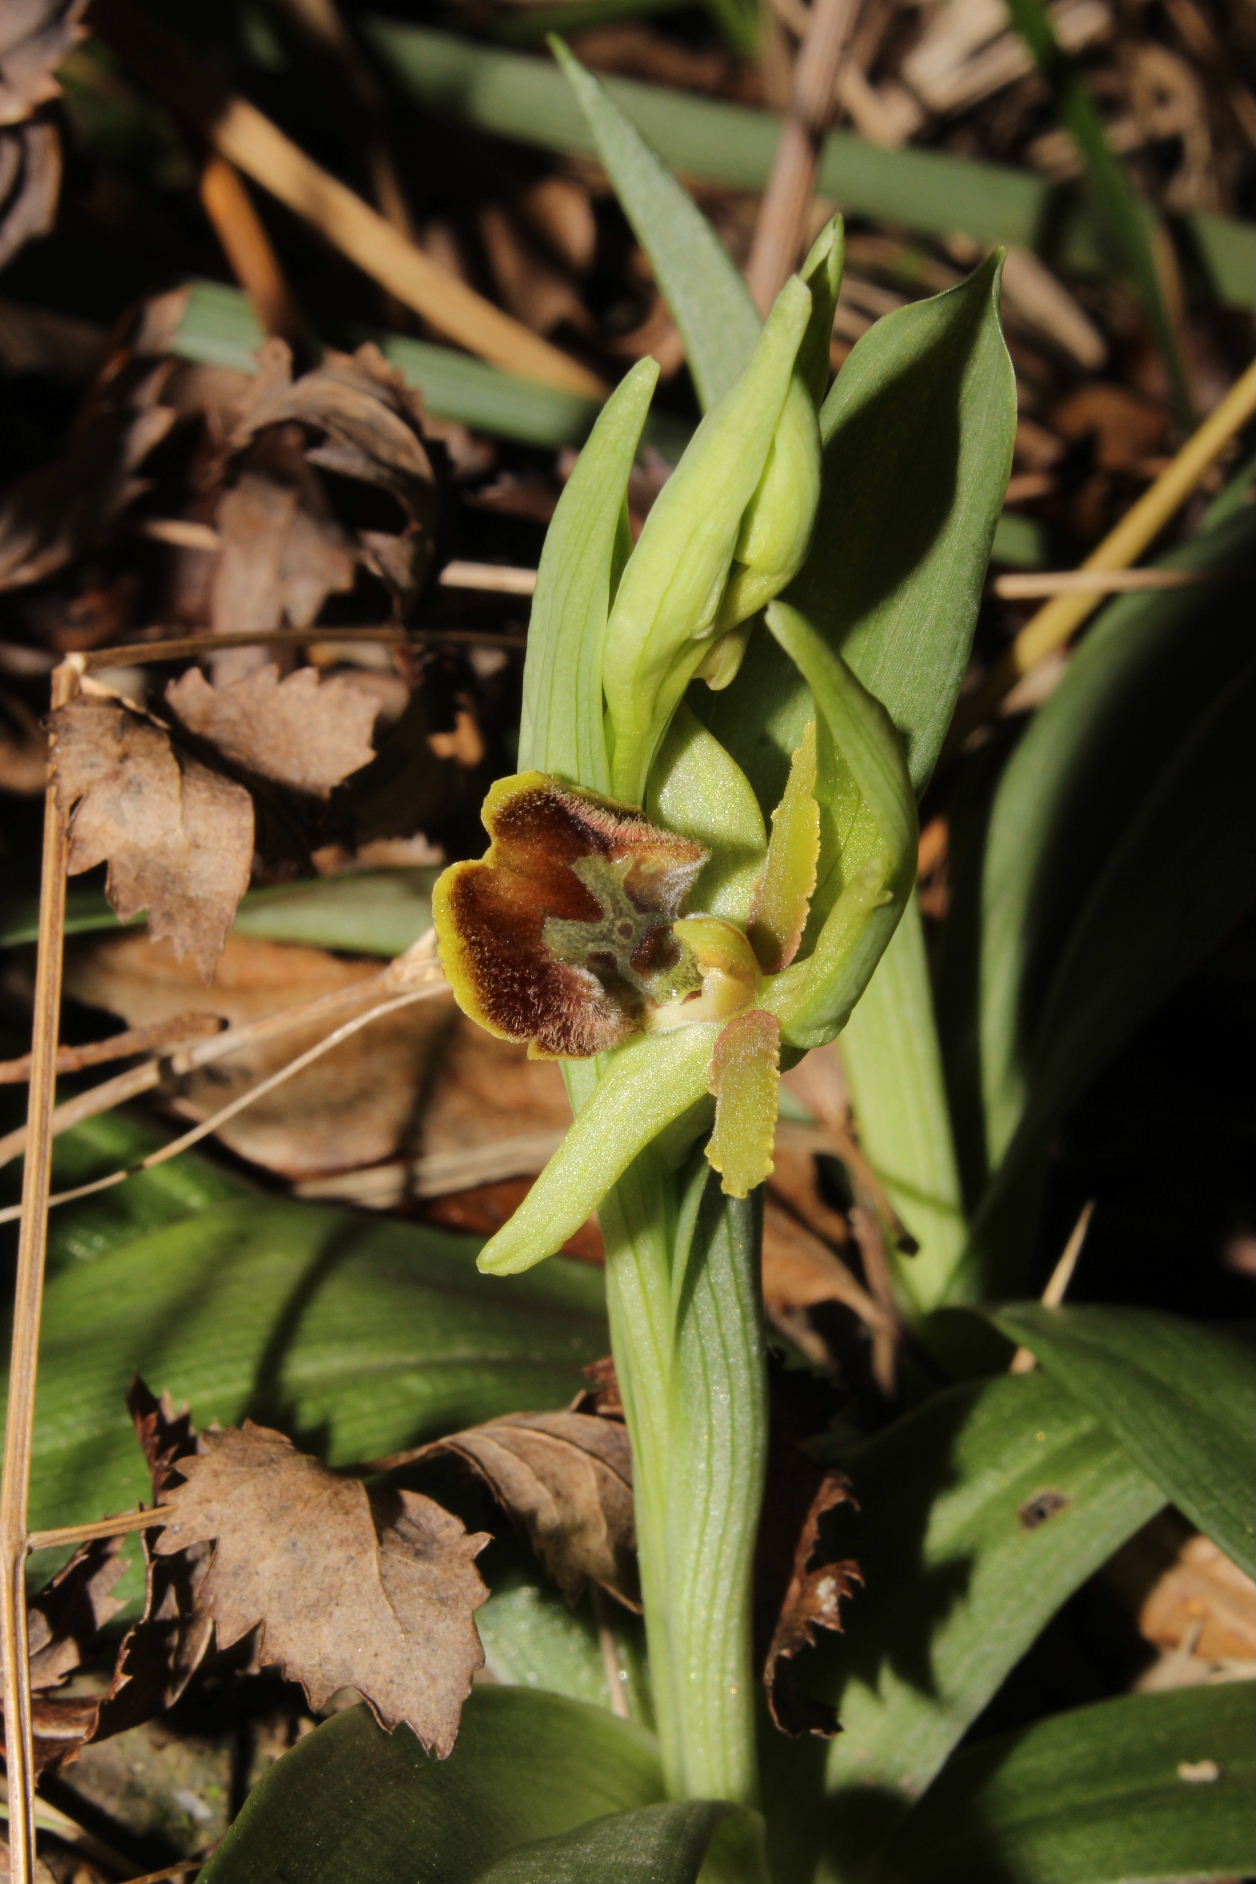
[600, 1147, 770, 1878]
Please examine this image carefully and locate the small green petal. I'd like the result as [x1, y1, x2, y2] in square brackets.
[706, 1010, 781, 1198]
[477, 1025, 720, 1275]
[749, 719, 820, 973]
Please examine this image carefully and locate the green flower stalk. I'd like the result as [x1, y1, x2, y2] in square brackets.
[433, 239, 916, 1872]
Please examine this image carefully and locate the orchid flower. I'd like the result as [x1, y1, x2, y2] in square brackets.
[433, 224, 917, 1278]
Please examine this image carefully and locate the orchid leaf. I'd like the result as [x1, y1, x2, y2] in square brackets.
[197, 1688, 664, 1884]
[987, 1304, 1256, 1573]
[800, 1371, 1164, 1884]
[882, 1683, 1256, 1884]
[520, 356, 659, 788]
[551, 39, 758, 409]
[477, 1026, 720, 1275]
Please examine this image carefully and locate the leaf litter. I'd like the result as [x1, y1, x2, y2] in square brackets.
[151, 1421, 490, 1756]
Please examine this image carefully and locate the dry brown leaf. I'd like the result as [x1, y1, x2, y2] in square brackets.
[0, 114, 59, 270]
[0, 1535, 128, 1775]
[0, 349, 175, 592]
[66, 930, 569, 1183]
[1109, 1511, 1256, 1684]
[763, 1470, 861, 1738]
[223, 340, 440, 616]
[419, 1411, 636, 1607]
[49, 695, 253, 981]
[153, 1422, 489, 1755]
[208, 428, 357, 650]
[166, 664, 378, 798]
[0, 0, 89, 122]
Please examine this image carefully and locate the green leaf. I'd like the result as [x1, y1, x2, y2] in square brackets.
[882, 1682, 1256, 1884]
[647, 705, 766, 924]
[473, 1801, 736, 1883]
[551, 41, 758, 409]
[799, 253, 1015, 795]
[807, 1372, 1164, 1884]
[363, 24, 1255, 310]
[476, 1560, 647, 1719]
[970, 509, 1256, 1183]
[196, 1688, 664, 1884]
[8, 1198, 606, 1532]
[988, 1304, 1256, 1573]
[519, 355, 658, 788]
[0, 869, 438, 956]
[835, 896, 968, 1318]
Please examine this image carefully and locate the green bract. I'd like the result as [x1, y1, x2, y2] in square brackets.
[432, 241, 921, 1278]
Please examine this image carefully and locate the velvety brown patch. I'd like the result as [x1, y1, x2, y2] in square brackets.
[435, 771, 707, 1059]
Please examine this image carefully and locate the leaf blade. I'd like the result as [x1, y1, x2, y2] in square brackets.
[988, 1304, 1256, 1573]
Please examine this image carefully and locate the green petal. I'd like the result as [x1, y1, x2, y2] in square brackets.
[749, 719, 819, 972]
[477, 1026, 720, 1275]
[706, 1011, 781, 1198]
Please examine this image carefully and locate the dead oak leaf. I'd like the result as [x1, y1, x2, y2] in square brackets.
[764, 1469, 861, 1738]
[50, 695, 253, 981]
[153, 1422, 489, 1756]
[166, 664, 378, 799]
[418, 1411, 636, 1608]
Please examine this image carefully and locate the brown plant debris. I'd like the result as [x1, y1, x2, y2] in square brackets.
[96, 1381, 215, 1741]
[49, 694, 254, 980]
[152, 1421, 490, 1755]
[0, 349, 176, 592]
[764, 1469, 862, 1738]
[417, 1410, 637, 1608]
[220, 340, 441, 620]
[0, 1535, 128, 1775]
[166, 664, 379, 798]
[0, 1, 90, 122]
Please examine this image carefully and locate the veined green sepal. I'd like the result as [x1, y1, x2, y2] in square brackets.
[477, 1025, 720, 1274]
[604, 276, 813, 803]
[707, 1009, 781, 1197]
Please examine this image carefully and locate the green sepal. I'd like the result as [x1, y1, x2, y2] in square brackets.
[477, 1026, 720, 1275]
[762, 601, 916, 1049]
[646, 704, 767, 924]
[604, 277, 813, 803]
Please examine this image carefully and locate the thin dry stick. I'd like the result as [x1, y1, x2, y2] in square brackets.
[1009, 1201, 1095, 1373]
[27, 1506, 175, 1553]
[0, 952, 439, 1173]
[992, 566, 1245, 600]
[0, 660, 77, 1884]
[199, 153, 308, 351]
[0, 1012, 222, 1086]
[954, 359, 1256, 745]
[745, 0, 862, 311]
[0, 985, 451, 1227]
[137, 524, 541, 601]
[94, 0, 606, 398]
[86, 624, 520, 669]
[591, 1585, 633, 1721]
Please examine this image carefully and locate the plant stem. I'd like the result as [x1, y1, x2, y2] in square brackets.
[600, 1143, 770, 1879]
